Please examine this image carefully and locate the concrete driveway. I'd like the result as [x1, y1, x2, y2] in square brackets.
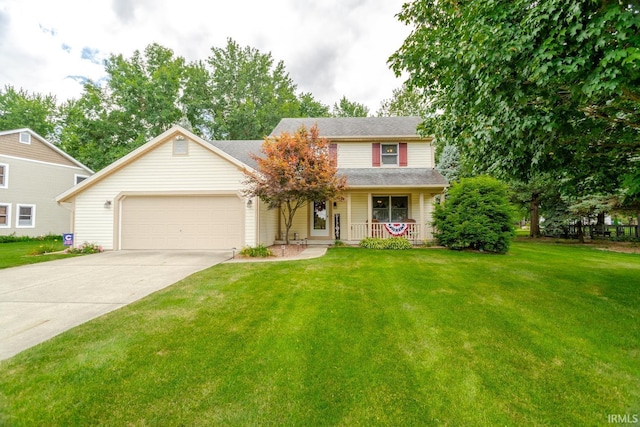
[0, 250, 231, 361]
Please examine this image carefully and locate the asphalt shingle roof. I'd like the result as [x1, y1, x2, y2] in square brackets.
[270, 117, 424, 138]
[338, 168, 448, 187]
[207, 140, 447, 188]
[207, 139, 263, 170]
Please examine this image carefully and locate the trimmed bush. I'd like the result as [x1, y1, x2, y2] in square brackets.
[433, 176, 515, 254]
[239, 244, 273, 257]
[359, 237, 413, 250]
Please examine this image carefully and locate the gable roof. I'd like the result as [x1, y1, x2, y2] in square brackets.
[0, 128, 93, 172]
[56, 125, 254, 203]
[270, 117, 427, 140]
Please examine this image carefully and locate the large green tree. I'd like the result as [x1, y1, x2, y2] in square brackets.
[203, 38, 300, 140]
[0, 86, 57, 138]
[59, 43, 187, 170]
[331, 96, 370, 117]
[376, 83, 428, 117]
[390, 0, 640, 235]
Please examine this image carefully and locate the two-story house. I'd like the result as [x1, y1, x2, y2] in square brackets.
[56, 117, 448, 250]
[0, 129, 93, 237]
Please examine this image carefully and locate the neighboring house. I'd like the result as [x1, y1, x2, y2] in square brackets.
[0, 129, 93, 237]
[56, 117, 448, 250]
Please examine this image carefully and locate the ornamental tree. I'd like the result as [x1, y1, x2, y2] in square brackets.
[243, 125, 347, 244]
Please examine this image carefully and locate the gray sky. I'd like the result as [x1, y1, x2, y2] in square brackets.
[0, 0, 411, 113]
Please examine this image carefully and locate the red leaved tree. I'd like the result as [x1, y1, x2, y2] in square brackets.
[244, 125, 346, 244]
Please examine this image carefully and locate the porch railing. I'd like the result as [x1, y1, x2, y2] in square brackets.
[350, 222, 423, 242]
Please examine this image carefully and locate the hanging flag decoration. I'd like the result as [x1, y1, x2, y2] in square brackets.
[384, 223, 408, 236]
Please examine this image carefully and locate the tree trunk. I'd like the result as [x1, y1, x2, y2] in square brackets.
[596, 212, 605, 235]
[576, 219, 585, 243]
[529, 192, 541, 237]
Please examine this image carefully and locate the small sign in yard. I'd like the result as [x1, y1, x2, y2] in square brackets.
[63, 233, 74, 246]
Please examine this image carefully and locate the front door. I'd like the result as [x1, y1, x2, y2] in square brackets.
[310, 201, 330, 237]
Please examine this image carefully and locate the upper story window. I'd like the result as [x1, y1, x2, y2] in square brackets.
[19, 132, 31, 144]
[372, 143, 408, 167]
[16, 204, 35, 228]
[0, 164, 7, 188]
[75, 174, 88, 185]
[0, 204, 9, 227]
[381, 144, 398, 165]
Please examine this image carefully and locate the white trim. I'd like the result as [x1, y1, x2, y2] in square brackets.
[0, 154, 91, 171]
[0, 203, 10, 227]
[0, 163, 8, 189]
[19, 132, 31, 144]
[74, 174, 89, 185]
[16, 204, 36, 228]
[380, 143, 399, 166]
[57, 125, 256, 204]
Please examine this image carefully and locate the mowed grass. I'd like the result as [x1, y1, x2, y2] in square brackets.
[0, 240, 73, 269]
[0, 242, 638, 426]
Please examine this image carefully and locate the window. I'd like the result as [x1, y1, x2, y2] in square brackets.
[19, 132, 31, 144]
[372, 196, 408, 222]
[373, 143, 407, 167]
[0, 164, 7, 188]
[173, 137, 188, 155]
[74, 174, 89, 185]
[0, 204, 9, 227]
[16, 204, 35, 228]
[381, 144, 398, 165]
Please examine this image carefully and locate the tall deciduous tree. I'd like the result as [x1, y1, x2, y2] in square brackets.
[243, 125, 346, 244]
[204, 38, 300, 140]
[377, 83, 428, 117]
[390, 0, 640, 236]
[0, 86, 57, 138]
[59, 43, 187, 170]
[332, 96, 370, 117]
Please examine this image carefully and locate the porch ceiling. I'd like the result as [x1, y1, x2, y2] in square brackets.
[338, 168, 448, 188]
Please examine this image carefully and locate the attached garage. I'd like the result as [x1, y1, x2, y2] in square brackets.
[120, 195, 243, 250]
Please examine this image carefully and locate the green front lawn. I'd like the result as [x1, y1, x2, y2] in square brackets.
[1, 242, 638, 425]
[0, 239, 75, 269]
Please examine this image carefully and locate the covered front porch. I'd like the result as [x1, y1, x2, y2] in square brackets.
[276, 188, 446, 245]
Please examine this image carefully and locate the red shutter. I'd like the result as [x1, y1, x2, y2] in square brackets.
[399, 143, 408, 167]
[372, 143, 381, 167]
[329, 143, 338, 166]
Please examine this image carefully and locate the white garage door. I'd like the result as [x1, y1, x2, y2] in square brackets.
[120, 196, 243, 250]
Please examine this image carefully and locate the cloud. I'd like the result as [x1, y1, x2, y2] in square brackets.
[111, 0, 136, 23]
[81, 47, 102, 65]
[65, 75, 90, 85]
[0, 10, 9, 41]
[38, 24, 57, 36]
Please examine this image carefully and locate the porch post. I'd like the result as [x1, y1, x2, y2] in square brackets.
[367, 192, 372, 237]
[419, 193, 425, 241]
[347, 193, 352, 241]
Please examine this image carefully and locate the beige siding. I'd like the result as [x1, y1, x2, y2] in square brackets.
[0, 155, 90, 236]
[0, 133, 77, 167]
[287, 204, 309, 240]
[72, 139, 255, 250]
[258, 200, 279, 246]
[337, 143, 372, 168]
[407, 144, 433, 168]
[337, 141, 433, 168]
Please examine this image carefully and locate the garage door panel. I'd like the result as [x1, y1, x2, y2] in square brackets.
[121, 196, 243, 250]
